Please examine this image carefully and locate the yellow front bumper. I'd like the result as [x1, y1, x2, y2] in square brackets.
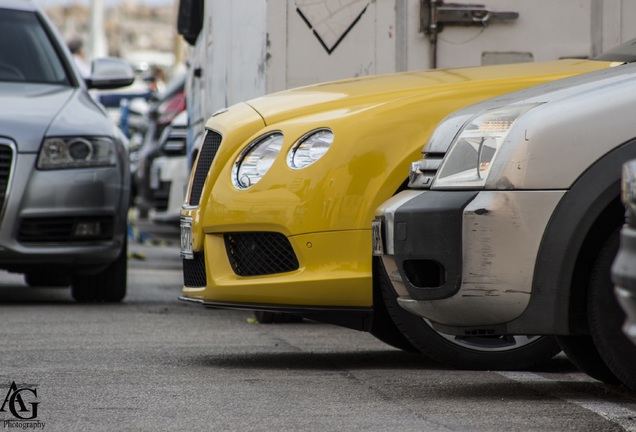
[182, 229, 373, 308]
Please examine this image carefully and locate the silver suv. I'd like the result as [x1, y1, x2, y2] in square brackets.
[0, 0, 134, 301]
[375, 62, 636, 390]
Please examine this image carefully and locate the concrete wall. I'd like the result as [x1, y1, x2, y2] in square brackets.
[186, 0, 636, 155]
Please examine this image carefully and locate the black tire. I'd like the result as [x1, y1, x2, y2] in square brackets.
[555, 335, 620, 384]
[369, 274, 420, 352]
[25, 272, 71, 287]
[71, 239, 127, 303]
[253, 311, 303, 324]
[586, 229, 636, 390]
[374, 257, 561, 370]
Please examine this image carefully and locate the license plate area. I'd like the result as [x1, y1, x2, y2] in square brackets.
[372, 219, 384, 256]
[180, 217, 193, 259]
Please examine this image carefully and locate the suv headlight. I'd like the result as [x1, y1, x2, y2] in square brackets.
[432, 104, 540, 189]
[232, 132, 283, 189]
[37, 137, 116, 169]
[287, 129, 333, 169]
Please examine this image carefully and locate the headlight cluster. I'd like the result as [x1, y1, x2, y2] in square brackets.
[37, 137, 116, 170]
[433, 104, 540, 189]
[287, 129, 333, 169]
[232, 132, 284, 189]
[232, 129, 333, 189]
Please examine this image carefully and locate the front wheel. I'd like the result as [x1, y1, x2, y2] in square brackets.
[71, 239, 127, 303]
[374, 257, 561, 370]
[369, 274, 420, 352]
[555, 335, 619, 384]
[584, 229, 636, 390]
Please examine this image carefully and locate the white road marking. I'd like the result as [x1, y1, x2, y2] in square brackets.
[498, 371, 636, 431]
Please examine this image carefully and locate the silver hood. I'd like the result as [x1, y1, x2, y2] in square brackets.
[0, 82, 114, 153]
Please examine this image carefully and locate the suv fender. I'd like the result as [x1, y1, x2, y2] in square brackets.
[506, 138, 636, 335]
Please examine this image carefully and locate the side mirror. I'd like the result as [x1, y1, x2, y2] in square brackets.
[177, 0, 203, 46]
[86, 58, 135, 90]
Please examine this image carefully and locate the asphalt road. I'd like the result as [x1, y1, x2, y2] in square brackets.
[1, 223, 635, 431]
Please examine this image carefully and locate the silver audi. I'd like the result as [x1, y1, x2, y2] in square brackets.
[0, 0, 134, 302]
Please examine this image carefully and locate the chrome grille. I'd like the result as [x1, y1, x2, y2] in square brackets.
[0, 143, 13, 221]
[188, 131, 221, 206]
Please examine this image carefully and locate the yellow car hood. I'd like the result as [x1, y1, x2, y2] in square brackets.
[200, 58, 615, 237]
[246, 59, 612, 125]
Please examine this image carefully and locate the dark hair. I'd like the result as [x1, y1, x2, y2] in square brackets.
[67, 38, 83, 55]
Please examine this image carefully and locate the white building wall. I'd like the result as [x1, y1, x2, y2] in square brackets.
[204, 0, 268, 117]
[189, 0, 636, 148]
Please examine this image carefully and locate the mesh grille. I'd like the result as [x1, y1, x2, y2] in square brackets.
[183, 252, 207, 287]
[224, 232, 299, 276]
[189, 131, 222, 206]
[18, 216, 114, 243]
[0, 144, 13, 217]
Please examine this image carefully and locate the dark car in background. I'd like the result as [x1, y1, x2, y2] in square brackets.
[148, 110, 189, 224]
[131, 72, 186, 217]
[0, 0, 134, 302]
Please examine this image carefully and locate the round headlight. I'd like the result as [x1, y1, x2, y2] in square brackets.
[68, 138, 93, 160]
[287, 129, 333, 169]
[232, 132, 283, 189]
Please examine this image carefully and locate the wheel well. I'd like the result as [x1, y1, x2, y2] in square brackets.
[568, 195, 624, 332]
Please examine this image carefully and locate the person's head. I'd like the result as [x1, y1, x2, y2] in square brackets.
[67, 38, 84, 56]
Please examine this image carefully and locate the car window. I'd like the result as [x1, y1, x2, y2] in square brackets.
[593, 38, 636, 63]
[0, 8, 70, 85]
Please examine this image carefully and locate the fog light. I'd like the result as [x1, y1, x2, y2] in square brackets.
[73, 221, 102, 237]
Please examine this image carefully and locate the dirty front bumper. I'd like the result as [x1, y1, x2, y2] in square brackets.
[374, 189, 565, 328]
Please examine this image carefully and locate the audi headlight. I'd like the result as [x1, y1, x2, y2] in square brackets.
[232, 132, 283, 189]
[37, 137, 116, 169]
[432, 104, 540, 189]
[287, 129, 333, 169]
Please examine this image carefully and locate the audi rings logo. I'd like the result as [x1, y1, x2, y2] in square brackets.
[0, 382, 45, 429]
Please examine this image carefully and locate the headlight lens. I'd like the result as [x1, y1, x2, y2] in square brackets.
[287, 129, 333, 169]
[37, 137, 116, 169]
[232, 132, 283, 189]
[432, 104, 540, 189]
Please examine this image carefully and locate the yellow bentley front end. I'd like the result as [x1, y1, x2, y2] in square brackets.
[180, 59, 613, 334]
[181, 100, 381, 310]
